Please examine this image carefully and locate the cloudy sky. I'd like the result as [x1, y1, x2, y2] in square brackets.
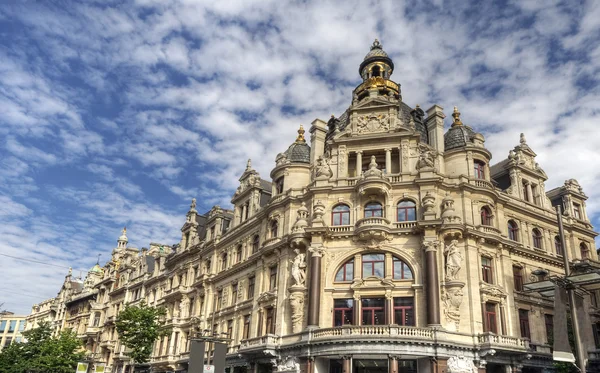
[1, 0, 600, 314]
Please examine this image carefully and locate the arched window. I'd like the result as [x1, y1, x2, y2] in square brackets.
[508, 220, 519, 241]
[252, 235, 260, 254]
[270, 220, 278, 238]
[532, 229, 543, 249]
[335, 259, 354, 282]
[221, 253, 228, 271]
[332, 204, 351, 226]
[580, 243, 590, 259]
[481, 207, 493, 226]
[555, 236, 563, 256]
[275, 177, 284, 194]
[362, 254, 385, 277]
[365, 202, 383, 218]
[372, 65, 381, 77]
[393, 257, 413, 280]
[236, 245, 243, 263]
[397, 200, 416, 222]
[474, 160, 486, 179]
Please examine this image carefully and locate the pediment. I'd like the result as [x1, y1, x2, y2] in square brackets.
[352, 98, 397, 111]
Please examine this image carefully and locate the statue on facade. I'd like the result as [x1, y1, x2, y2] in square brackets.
[416, 145, 435, 170]
[288, 292, 305, 334]
[290, 249, 306, 287]
[190, 198, 196, 211]
[447, 356, 477, 373]
[315, 156, 333, 180]
[444, 240, 462, 281]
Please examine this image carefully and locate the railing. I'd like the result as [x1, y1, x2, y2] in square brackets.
[393, 221, 417, 229]
[347, 179, 357, 186]
[329, 225, 353, 233]
[312, 325, 433, 340]
[355, 217, 390, 229]
[270, 194, 286, 204]
[478, 225, 501, 235]
[472, 179, 494, 189]
[239, 334, 280, 349]
[389, 175, 402, 183]
[478, 333, 529, 349]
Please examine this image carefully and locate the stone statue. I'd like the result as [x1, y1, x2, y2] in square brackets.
[190, 198, 196, 211]
[444, 240, 462, 281]
[290, 249, 306, 286]
[447, 356, 477, 373]
[416, 147, 435, 170]
[442, 287, 463, 331]
[276, 356, 300, 373]
[315, 156, 333, 180]
[289, 292, 305, 333]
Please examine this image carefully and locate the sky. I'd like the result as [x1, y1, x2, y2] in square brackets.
[1, 0, 600, 314]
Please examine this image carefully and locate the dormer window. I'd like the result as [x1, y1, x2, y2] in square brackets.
[573, 203, 582, 219]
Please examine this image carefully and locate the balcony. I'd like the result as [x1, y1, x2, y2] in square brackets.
[478, 332, 529, 351]
[329, 225, 354, 235]
[477, 225, 501, 235]
[355, 217, 391, 241]
[239, 334, 280, 352]
[312, 325, 434, 341]
[471, 179, 494, 190]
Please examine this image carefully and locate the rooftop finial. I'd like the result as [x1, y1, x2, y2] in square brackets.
[452, 106, 463, 127]
[122, 227, 126, 235]
[190, 198, 197, 211]
[371, 38, 382, 49]
[246, 159, 252, 171]
[296, 125, 306, 143]
[520, 133, 527, 145]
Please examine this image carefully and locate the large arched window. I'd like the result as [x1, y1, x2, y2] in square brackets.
[335, 259, 354, 282]
[481, 207, 493, 226]
[365, 202, 383, 218]
[555, 236, 563, 256]
[332, 204, 351, 226]
[532, 229, 543, 249]
[581, 243, 590, 259]
[508, 220, 519, 241]
[269, 220, 278, 238]
[397, 200, 416, 222]
[393, 257, 413, 279]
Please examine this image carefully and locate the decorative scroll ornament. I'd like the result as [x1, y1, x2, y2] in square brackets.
[447, 356, 477, 373]
[357, 113, 390, 133]
[444, 240, 462, 281]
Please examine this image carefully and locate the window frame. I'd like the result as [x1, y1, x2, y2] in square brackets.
[269, 266, 278, 290]
[252, 235, 260, 254]
[480, 207, 493, 226]
[236, 245, 242, 263]
[581, 243, 590, 259]
[392, 257, 413, 280]
[270, 220, 278, 238]
[247, 276, 255, 299]
[332, 204, 351, 226]
[532, 229, 543, 249]
[474, 160, 486, 179]
[396, 200, 417, 222]
[393, 297, 415, 326]
[481, 257, 493, 284]
[275, 177, 284, 195]
[508, 220, 519, 241]
[362, 254, 385, 278]
[243, 315, 251, 339]
[573, 203, 582, 219]
[361, 298, 385, 326]
[485, 302, 498, 334]
[335, 259, 354, 282]
[555, 236, 563, 256]
[333, 299, 354, 326]
[519, 309, 531, 339]
[513, 266, 523, 291]
[364, 202, 384, 218]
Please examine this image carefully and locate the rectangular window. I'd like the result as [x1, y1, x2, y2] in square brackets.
[0, 321, 5, 332]
[269, 266, 278, 290]
[189, 297, 195, 317]
[361, 298, 385, 325]
[243, 315, 251, 339]
[4, 337, 12, 346]
[216, 290, 223, 311]
[265, 307, 275, 334]
[393, 297, 415, 326]
[573, 203, 582, 219]
[513, 266, 523, 291]
[227, 320, 233, 340]
[474, 161, 485, 179]
[485, 303, 497, 334]
[545, 314, 554, 344]
[481, 257, 493, 284]
[232, 283, 238, 303]
[519, 309, 530, 339]
[362, 254, 385, 277]
[333, 299, 354, 326]
[18, 321, 25, 332]
[247, 276, 255, 299]
[8, 321, 16, 333]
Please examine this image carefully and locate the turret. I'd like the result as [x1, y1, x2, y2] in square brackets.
[270, 125, 312, 191]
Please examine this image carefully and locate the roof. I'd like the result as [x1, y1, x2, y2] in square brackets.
[359, 39, 394, 74]
[284, 141, 310, 163]
[444, 125, 476, 151]
[490, 158, 510, 177]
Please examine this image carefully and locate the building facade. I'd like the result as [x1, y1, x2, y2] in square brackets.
[0, 311, 26, 351]
[26, 40, 600, 373]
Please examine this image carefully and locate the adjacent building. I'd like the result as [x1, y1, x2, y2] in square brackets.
[0, 311, 26, 350]
[26, 40, 600, 373]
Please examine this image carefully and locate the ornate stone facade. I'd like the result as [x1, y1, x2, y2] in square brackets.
[26, 40, 600, 373]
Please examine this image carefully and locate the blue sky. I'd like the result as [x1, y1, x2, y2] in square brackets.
[1, 0, 600, 314]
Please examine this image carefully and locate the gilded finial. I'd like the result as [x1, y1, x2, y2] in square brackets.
[451, 106, 463, 127]
[372, 38, 381, 49]
[296, 125, 306, 143]
[122, 227, 126, 235]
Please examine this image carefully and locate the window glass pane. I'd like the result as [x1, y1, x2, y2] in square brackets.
[0, 321, 6, 332]
[341, 213, 350, 225]
[374, 262, 384, 277]
[363, 254, 384, 261]
[407, 208, 416, 221]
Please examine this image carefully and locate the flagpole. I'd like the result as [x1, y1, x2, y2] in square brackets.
[557, 205, 586, 373]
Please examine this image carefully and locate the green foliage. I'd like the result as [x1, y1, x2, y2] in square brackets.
[115, 302, 169, 364]
[0, 321, 85, 373]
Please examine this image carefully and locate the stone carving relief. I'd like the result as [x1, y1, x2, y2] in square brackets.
[290, 249, 307, 287]
[416, 145, 436, 171]
[442, 287, 464, 331]
[315, 156, 333, 180]
[444, 240, 462, 281]
[401, 141, 409, 169]
[447, 356, 477, 373]
[356, 113, 390, 133]
[276, 356, 300, 373]
[338, 145, 347, 177]
[288, 291, 305, 334]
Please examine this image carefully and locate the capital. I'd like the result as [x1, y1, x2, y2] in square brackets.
[423, 240, 440, 252]
[308, 246, 326, 257]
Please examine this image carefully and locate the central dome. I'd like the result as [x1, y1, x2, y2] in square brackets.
[359, 39, 394, 76]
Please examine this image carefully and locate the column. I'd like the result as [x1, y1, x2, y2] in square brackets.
[423, 241, 441, 325]
[307, 247, 324, 328]
[306, 358, 315, 373]
[385, 295, 393, 325]
[356, 151, 363, 176]
[398, 146, 403, 174]
[526, 182, 533, 203]
[342, 356, 352, 373]
[385, 148, 391, 174]
[388, 356, 398, 373]
[499, 303, 507, 335]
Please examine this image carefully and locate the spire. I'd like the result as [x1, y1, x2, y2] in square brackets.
[451, 106, 463, 127]
[371, 38, 382, 50]
[296, 125, 306, 143]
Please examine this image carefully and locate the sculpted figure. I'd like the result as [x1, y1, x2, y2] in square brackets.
[444, 240, 462, 281]
[290, 249, 307, 286]
[315, 156, 333, 179]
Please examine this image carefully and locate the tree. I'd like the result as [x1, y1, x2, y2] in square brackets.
[0, 321, 84, 373]
[115, 302, 169, 365]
